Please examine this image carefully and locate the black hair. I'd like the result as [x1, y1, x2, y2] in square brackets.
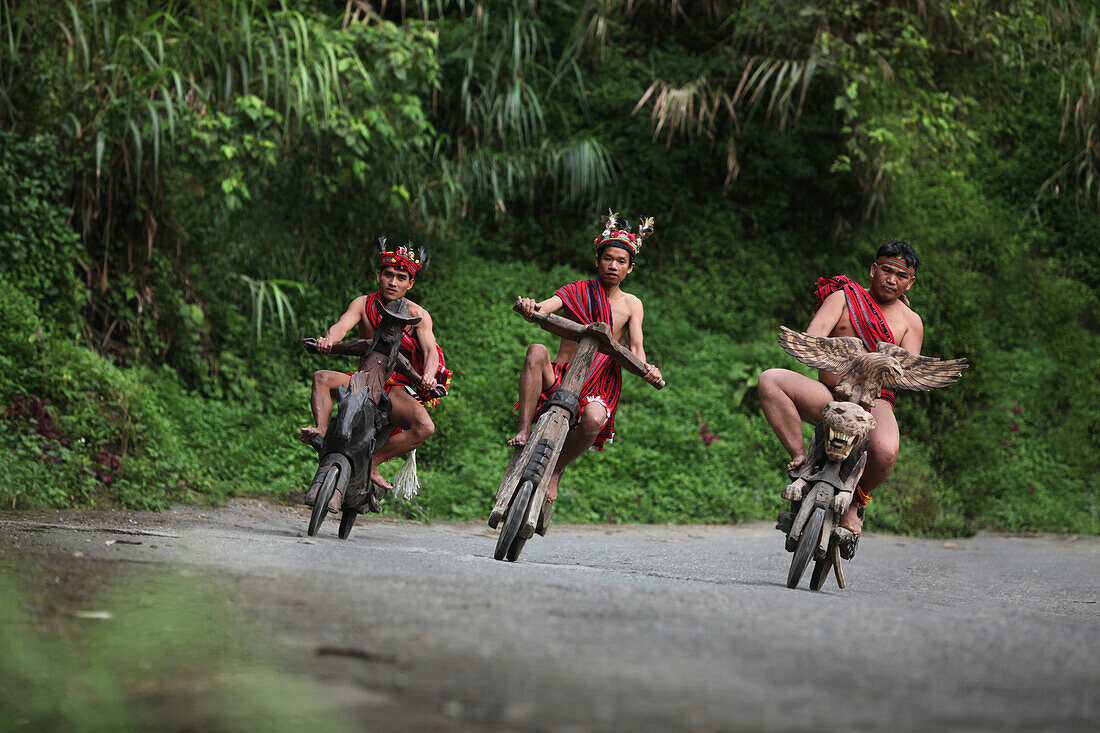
[875, 240, 920, 272]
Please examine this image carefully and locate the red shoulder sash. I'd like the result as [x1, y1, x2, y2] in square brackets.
[813, 275, 904, 406]
[554, 278, 613, 328]
[813, 276, 896, 351]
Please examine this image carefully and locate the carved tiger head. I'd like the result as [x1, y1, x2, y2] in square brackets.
[821, 401, 875, 461]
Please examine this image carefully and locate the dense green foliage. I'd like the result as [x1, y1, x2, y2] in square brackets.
[1, 1, 1097, 534]
[0, 133, 85, 329]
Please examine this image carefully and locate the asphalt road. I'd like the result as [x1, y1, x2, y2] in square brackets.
[2, 500, 1098, 731]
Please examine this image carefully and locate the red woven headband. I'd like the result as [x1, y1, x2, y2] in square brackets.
[875, 256, 915, 278]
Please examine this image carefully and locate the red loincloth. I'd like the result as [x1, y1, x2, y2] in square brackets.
[363, 292, 452, 407]
[813, 275, 904, 406]
[528, 278, 622, 451]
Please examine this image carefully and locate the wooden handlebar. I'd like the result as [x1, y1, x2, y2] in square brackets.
[301, 337, 372, 356]
[300, 338, 447, 399]
[514, 305, 665, 389]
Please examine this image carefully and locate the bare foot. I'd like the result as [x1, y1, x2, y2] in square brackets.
[507, 428, 530, 447]
[546, 473, 562, 502]
[369, 465, 394, 491]
[835, 503, 863, 560]
[299, 426, 323, 444]
[838, 502, 863, 536]
[786, 452, 807, 475]
[326, 487, 343, 513]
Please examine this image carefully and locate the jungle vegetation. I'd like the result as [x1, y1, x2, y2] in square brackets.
[1, 0, 1097, 534]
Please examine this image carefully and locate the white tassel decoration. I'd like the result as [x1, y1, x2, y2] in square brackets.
[392, 449, 421, 500]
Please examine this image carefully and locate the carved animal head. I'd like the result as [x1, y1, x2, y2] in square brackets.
[821, 401, 875, 461]
[332, 388, 375, 445]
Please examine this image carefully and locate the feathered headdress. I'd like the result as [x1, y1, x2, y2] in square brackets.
[593, 209, 654, 263]
[377, 236, 428, 277]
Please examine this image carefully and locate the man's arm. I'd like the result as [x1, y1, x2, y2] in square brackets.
[805, 290, 846, 389]
[317, 296, 367, 353]
[515, 294, 563, 319]
[899, 311, 924, 354]
[806, 290, 845, 337]
[625, 296, 662, 386]
[412, 307, 441, 390]
[626, 296, 647, 363]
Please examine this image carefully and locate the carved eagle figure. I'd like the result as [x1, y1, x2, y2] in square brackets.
[778, 326, 969, 410]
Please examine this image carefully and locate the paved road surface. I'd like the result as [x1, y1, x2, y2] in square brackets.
[2, 501, 1097, 731]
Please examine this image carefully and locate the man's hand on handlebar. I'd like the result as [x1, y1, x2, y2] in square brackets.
[420, 372, 438, 391]
[515, 296, 538, 320]
[316, 335, 338, 354]
[643, 363, 663, 386]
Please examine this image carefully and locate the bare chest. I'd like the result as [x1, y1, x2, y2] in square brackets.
[832, 304, 908, 347]
[356, 314, 377, 339]
[609, 302, 631, 342]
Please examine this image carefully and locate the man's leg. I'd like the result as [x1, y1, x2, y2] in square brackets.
[508, 343, 557, 446]
[839, 398, 899, 536]
[299, 370, 351, 443]
[544, 402, 607, 502]
[757, 368, 833, 472]
[371, 388, 434, 488]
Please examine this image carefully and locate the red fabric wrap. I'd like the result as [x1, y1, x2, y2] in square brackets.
[540, 278, 622, 450]
[364, 292, 451, 406]
[813, 276, 897, 406]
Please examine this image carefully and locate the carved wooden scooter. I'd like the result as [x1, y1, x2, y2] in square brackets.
[776, 326, 968, 590]
[301, 298, 444, 539]
[489, 304, 666, 562]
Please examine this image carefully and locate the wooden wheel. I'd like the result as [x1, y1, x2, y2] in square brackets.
[787, 506, 825, 589]
[810, 539, 834, 591]
[506, 530, 528, 562]
[494, 480, 533, 562]
[307, 465, 339, 537]
[338, 509, 357, 540]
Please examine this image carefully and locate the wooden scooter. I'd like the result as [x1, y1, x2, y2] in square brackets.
[488, 304, 666, 562]
[776, 326, 967, 589]
[301, 297, 445, 539]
